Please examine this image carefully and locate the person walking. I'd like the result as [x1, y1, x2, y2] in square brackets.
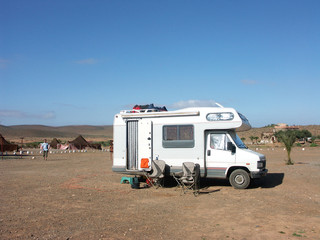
[41, 139, 50, 160]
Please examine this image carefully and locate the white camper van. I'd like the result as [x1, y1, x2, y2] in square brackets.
[112, 104, 267, 189]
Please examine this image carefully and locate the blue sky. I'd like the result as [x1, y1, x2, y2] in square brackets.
[1, 0, 319, 127]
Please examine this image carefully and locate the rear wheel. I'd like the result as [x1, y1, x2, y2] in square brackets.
[229, 169, 250, 189]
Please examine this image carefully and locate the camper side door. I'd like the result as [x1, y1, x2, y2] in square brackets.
[205, 131, 236, 178]
[138, 119, 153, 171]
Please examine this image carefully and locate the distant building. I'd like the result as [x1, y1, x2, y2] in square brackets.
[274, 123, 299, 132]
[260, 124, 300, 144]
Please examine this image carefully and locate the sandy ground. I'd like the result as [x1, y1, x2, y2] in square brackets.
[0, 147, 319, 240]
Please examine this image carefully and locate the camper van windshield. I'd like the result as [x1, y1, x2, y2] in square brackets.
[229, 131, 247, 149]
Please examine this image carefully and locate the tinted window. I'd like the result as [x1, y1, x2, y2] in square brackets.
[163, 125, 194, 148]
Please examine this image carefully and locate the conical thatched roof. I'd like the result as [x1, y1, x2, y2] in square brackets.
[69, 135, 90, 149]
[0, 134, 18, 151]
[50, 138, 61, 149]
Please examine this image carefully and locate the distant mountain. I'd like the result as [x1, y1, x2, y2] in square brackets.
[1, 124, 319, 144]
[0, 125, 113, 141]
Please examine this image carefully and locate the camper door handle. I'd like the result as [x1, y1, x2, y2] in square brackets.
[207, 150, 211, 156]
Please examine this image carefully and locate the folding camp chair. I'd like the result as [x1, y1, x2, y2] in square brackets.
[173, 162, 200, 196]
[145, 160, 166, 188]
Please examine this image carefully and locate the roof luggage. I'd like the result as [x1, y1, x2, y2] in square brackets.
[132, 103, 167, 113]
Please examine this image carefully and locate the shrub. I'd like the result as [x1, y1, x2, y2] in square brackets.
[91, 141, 111, 147]
[24, 142, 42, 148]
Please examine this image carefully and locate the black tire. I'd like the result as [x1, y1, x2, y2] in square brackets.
[229, 169, 250, 189]
[193, 164, 201, 196]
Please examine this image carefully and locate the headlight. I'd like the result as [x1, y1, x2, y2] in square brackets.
[257, 161, 265, 169]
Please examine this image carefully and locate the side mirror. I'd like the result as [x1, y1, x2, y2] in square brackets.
[227, 142, 236, 153]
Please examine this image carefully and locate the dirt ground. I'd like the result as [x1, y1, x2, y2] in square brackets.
[0, 147, 319, 240]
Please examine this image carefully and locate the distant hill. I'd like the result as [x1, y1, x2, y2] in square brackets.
[237, 125, 320, 143]
[0, 125, 113, 142]
[1, 124, 319, 144]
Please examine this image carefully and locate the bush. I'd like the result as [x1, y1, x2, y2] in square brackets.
[310, 143, 318, 147]
[264, 124, 276, 128]
[24, 142, 42, 148]
[91, 141, 110, 147]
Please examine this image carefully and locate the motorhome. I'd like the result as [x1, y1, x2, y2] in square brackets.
[112, 104, 267, 189]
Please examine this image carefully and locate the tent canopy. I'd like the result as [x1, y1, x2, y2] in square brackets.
[50, 138, 61, 149]
[0, 134, 18, 152]
[69, 135, 91, 149]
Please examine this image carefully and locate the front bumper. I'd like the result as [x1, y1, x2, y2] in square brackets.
[251, 169, 268, 178]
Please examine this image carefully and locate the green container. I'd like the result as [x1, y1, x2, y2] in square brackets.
[131, 177, 140, 189]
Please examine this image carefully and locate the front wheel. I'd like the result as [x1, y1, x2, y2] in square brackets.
[229, 169, 250, 189]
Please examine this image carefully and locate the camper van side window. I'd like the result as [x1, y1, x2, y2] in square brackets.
[164, 126, 178, 140]
[163, 125, 194, 148]
[210, 133, 232, 151]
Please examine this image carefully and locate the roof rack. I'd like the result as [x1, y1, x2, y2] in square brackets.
[121, 103, 167, 114]
[120, 108, 165, 114]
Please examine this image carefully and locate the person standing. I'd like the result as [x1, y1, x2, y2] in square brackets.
[41, 139, 50, 160]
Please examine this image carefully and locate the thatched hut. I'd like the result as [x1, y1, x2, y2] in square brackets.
[68, 135, 91, 150]
[50, 138, 61, 149]
[0, 134, 18, 152]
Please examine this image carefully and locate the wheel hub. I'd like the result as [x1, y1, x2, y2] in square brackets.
[235, 174, 245, 185]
